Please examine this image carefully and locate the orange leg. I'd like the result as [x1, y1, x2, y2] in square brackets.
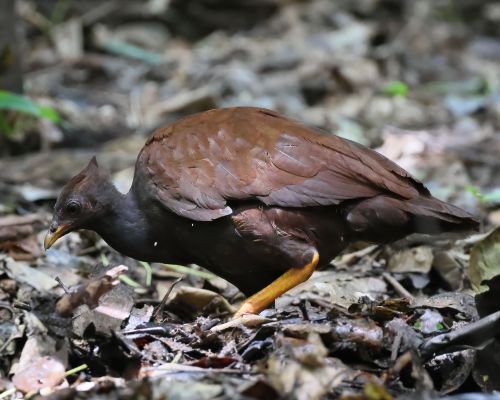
[235, 251, 319, 317]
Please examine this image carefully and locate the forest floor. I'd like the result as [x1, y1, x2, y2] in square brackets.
[1, 1, 500, 399]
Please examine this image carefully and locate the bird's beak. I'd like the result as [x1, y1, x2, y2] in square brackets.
[44, 224, 69, 250]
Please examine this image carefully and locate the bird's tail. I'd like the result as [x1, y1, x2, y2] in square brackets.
[399, 196, 479, 234]
[345, 195, 479, 243]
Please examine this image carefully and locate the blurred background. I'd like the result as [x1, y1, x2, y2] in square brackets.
[1, 1, 500, 397]
[0, 0, 499, 219]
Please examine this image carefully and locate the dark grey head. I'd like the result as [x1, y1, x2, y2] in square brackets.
[44, 157, 117, 249]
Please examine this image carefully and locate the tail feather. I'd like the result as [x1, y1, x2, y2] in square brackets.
[402, 196, 479, 234]
[345, 194, 479, 243]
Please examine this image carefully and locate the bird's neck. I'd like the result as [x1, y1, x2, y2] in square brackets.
[94, 190, 160, 262]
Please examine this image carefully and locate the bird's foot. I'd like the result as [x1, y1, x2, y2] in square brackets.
[233, 251, 320, 319]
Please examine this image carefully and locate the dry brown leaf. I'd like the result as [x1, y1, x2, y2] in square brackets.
[12, 356, 66, 393]
[56, 265, 128, 317]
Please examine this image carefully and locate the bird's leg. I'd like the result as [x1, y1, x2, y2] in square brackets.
[235, 251, 319, 317]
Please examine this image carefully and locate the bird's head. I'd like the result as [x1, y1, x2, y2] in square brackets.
[44, 156, 114, 250]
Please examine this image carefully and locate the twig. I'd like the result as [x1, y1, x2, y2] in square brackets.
[77, 245, 100, 256]
[298, 299, 310, 321]
[122, 326, 173, 336]
[0, 387, 16, 399]
[382, 272, 414, 300]
[55, 276, 70, 294]
[171, 351, 182, 364]
[420, 310, 500, 360]
[383, 351, 413, 383]
[143, 363, 256, 376]
[153, 277, 183, 321]
[390, 331, 403, 361]
[13, 301, 31, 311]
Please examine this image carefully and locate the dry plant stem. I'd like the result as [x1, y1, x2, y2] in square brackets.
[0, 387, 17, 399]
[77, 245, 100, 256]
[13, 301, 31, 311]
[382, 272, 414, 300]
[298, 299, 310, 321]
[420, 310, 500, 360]
[382, 351, 413, 383]
[153, 276, 183, 321]
[55, 276, 70, 294]
[391, 331, 403, 361]
[143, 363, 257, 376]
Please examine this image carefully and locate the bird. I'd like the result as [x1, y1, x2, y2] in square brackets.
[44, 107, 479, 316]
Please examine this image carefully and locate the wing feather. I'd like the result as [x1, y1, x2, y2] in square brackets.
[137, 107, 427, 221]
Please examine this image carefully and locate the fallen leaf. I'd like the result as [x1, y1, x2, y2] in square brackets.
[168, 286, 235, 314]
[265, 333, 356, 400]
[12, 356, 66, 393]
[278, 271, 387, 310]
[11, 335, 68, 393]
[3, 257, 57, 292]
[388, 246, 434, 274]
[56, 265, 128, 317]
[469, 227, 500, 293]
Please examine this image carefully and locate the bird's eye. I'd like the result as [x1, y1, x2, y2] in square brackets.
[65, 201, 81, 215]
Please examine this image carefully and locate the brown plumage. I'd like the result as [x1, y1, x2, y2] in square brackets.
[45, 107, 478, 315]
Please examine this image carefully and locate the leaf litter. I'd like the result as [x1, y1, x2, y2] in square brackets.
[0, 0, 499, 399]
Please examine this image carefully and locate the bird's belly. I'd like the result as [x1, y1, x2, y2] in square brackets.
[149, 205, 350, 295]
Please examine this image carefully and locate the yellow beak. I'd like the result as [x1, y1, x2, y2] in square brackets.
[44, 225, 69, 250]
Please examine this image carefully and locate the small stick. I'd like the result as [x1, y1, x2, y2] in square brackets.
[420, 310, 500, 360]
[298, 299, 310, 321]
[0, 387, 17, 399]
[382, 272, 414, 300]
[13, 301, 31, 311]
[55, 276, 70, 294]
[153, 277, 183, 321]
[390, 331, 403, 361]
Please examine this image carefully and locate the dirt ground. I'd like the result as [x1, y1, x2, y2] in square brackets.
[1, 1, 500, 399]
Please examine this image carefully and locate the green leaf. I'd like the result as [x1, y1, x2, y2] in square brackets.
[382, 81, 409, 97]
[465, 184, 485, 201]
[465, 185, 500, 204]
[161, 263, 217, 280]
[119, 274, 143, 288]
[100, 40, 162, 66]
[64, 364, 88, 377]
[100, 253, 110, 267]
[469, 227, 500, 294]
[414, 319, 422, 329]
[139, 261, 152, 286]
[0, 91, 60, 123]
[39, 105, 61, 123]
[482, 189, 500, 204]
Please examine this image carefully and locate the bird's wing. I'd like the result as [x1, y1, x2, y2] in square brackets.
[138, 107, 428, 221]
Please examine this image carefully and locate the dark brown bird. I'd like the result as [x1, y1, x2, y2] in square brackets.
[44, 107, 478, 316]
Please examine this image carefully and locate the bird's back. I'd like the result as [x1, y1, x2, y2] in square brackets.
[133, 107, 477, 235]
